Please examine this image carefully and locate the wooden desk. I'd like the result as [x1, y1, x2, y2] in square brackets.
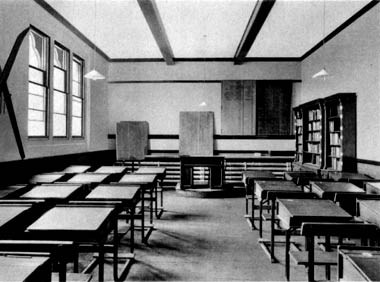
[311, 181, 365, 215]
[180, 156, 224, 189]
[93, 166, 128, 174]
[118, 174, 157, 242]
[255, 180, 303, 262]
[365, 182, 380, 195]
[284, 171, 320, 187]
[277, 199, 352, 280]
[328, 172, 373, 188]
[27, 205, 129, 282]
[0, 184, 31, 199]
[66, 173, 111, 185]
[20, 184, 84, 202]
[0, 256, 51, 282]
[242, 170, 277, 230]
[86, 184, 141, 249]
[135, 167, 166, 219]
[62, 165, 91, 173]
[357, 199, 380, 227]
[29, 173, 66, 184]
[338, 248, 380, 282]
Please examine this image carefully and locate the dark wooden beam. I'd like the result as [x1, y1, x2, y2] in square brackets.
[137, 0, 175, 65]
[234, 0, 276, 65]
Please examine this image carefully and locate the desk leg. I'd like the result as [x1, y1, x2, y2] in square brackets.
[150, 186, 154, 225]
[259, 199, 264, 238]
[130, 205, 135, 253]
[98, 242, 104, 282]
[141, 189, 145, 243]
[270, 198, 276, 263]
[285, 229, 291, 281]
[250, 184, 257, 230]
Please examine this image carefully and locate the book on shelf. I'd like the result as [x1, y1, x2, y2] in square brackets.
[330, 147, 341, 157]
[330, 133, 340, 145]
[330, 158, 343, 170]
[329, 120, 335, 132]
[307, 143, 320, 153]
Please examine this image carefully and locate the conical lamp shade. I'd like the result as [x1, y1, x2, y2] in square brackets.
[312, 68, 328, 79]
[84, 69, 105, 80]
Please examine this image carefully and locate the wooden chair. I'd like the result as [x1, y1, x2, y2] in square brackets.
[288, 222, 378, 282]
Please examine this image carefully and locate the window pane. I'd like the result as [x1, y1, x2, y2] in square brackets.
[72, 116, 82, 136]
[53, 114, 66, 136]
[29, 94, 45, 111]
[28, 83, 45, 97]
[28, 120, 46, 136]
[29, 32, 45, 69]
[54, 46, 66, 69]
[29, 68, 44, 84]
[72, 81, 80, 97]
[73, 60, 81, 82]
[72, 98, 82, 117]
[28, 109, 45, 121]
[53, 91, 66, 114]
[54, 68, 66, 92]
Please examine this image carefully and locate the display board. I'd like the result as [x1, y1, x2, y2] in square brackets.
[116, 121, 149, 160]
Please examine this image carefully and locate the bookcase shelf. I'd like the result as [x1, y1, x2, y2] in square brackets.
[292, 93, 356, 173]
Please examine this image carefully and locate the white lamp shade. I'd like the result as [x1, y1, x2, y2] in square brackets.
[84, 69, 105, 80]
[312, 68, 329, 79]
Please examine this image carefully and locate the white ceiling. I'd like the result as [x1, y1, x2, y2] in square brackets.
[45, 0, 372, 59]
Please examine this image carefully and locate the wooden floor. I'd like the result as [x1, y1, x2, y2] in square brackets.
[87, 190, 337, 281]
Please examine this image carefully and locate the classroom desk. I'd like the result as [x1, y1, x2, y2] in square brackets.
[20, 184, 84, 202]
[338, 247, 380, 282]
[277, 199, 353, 281]
[284, 171, 320, 187]
[311, 181, 365, 215]
[242, 170, 277, 229]
[65, 173, 111, 186]
[26, 205, 130, 282]
[365, 182, 380, 195]
[0, 184, 31, 198]
[93, 166, 128, 174]
[118, 174, 157, 242]
[255, 180, 304, 262]
[29, 173, 67, 184]
[135, 167, 166, 218]
[85, 184, 141, 248]
[0, 256, 51, 282]
[328, 171, 373, 188]
[62, 165, 91, 173]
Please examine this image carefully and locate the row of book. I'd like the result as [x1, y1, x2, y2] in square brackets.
[308, 109, 322, 120]
[330, 133, 341, 145]
[308, 132, 321, 141]
[328, 120, 341, 132]
[330, 146, 342, 157]
[296, 127, 302, 134]
[308, 121, 321, 131]
[329, 158, 343, 170]
[307, 143, 321, 153]
[295, 119, 302, 127]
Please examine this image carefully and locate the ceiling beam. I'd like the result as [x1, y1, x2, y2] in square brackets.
[137, 0, 175, 65]
[234, 0, 276, 65]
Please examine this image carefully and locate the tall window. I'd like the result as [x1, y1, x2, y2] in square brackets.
[28, 29, 49, 137]
[53, 43, 69, 137]
[72, 56, 84, 137]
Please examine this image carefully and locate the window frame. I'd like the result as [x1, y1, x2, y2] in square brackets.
[27, 27, 50, 139]
[71, 54, 85, 139]
[52, 41, 70, 138]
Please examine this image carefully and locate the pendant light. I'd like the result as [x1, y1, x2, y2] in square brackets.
[312, 0, 328, 79]
[84, 0, 105, 80]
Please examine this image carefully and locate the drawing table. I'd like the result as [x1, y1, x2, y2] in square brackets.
[328, 171, 373, 188]
[62, 165, 91, 173]
[118, 174, 157, 242]
[135, 167, 166, 218]
[26, 205, 131, 282]
[277, 198, 353, 280]
[284, 171, 320, 187]
[255, 180, 304, 262]
[242, 170, 277, 229]
[20, 184, 84, 202]
[311, 181, 365, 215]
[29, 173, 66, 184]
[85, 184, 141, 248]
[65, 173, 111, 187]
[0, 184, 31, 199]
[0, 256, 51, 281]
[93, 166, 128, 174]
[338, 247, 380, 282]
[365, 182, 380, 195]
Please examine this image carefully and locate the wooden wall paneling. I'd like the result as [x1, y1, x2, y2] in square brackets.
[243, 80, 256, 135]
[179, 111, 214, 156]
[116, 121, 149, 160]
